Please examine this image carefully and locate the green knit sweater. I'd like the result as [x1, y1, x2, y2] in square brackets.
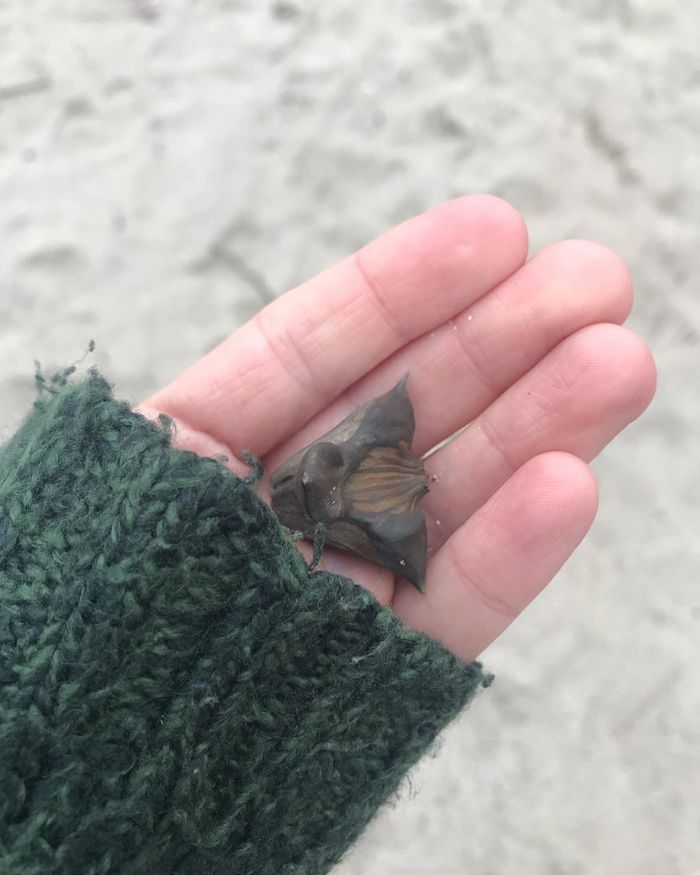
[0, 372, 490, 875]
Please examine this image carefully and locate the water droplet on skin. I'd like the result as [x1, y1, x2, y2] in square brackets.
[467, 314, 473, 321]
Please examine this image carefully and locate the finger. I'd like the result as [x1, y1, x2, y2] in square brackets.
[265, 239, 633, 469]
[422, 323, 656, 550]
[392, 452, 599, 662]
[143, 195, 527, 458]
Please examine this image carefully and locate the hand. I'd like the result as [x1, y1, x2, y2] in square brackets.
[140, 196, 656, 662]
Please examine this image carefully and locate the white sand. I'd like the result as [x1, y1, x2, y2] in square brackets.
[1, 2, 698, 872]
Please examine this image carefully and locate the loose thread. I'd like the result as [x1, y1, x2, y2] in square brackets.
[241, 449, 264, 486]
[34, 340, 97, 397]
[307, 522, 326, 573]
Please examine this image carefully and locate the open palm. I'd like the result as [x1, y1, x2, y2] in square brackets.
[140, 196, 655, 662]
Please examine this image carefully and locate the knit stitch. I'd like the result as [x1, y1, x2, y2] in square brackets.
[0, 372, 490, 875]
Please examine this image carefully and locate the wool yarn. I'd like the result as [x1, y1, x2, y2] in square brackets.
[0, 371, 490, 874]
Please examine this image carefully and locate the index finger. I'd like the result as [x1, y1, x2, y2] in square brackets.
[145, 195, 527, 458]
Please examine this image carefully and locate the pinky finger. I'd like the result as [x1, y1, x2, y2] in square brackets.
[392, 452, 599, 662]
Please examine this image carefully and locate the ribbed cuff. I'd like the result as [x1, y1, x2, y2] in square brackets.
[0, 371, 490, 875]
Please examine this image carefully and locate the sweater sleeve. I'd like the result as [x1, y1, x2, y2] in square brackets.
[0, 372, 490, 875]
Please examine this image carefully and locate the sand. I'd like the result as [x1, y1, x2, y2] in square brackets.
[1, 2, 698, 872]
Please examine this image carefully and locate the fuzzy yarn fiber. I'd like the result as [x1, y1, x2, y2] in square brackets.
[0, 372, 490, 875]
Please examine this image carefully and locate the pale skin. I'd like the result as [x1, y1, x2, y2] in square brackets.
[140, 196, 657, 663]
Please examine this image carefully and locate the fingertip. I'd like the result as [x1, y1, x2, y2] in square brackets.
[604, 323, 657, 415]
[361, 193, 529, 291]
[612, 326, 658, 415]
[442, 193, 529, 266]
[516, 451, 599, 539]
[545, 239, 635, 322]
[564, 322, 658, 421]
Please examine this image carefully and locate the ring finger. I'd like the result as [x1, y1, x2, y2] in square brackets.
[421, 322, 656, 552]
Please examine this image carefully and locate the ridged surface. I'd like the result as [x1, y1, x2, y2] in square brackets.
[346, 447, 427, 514]
[0, 374, 488, 874]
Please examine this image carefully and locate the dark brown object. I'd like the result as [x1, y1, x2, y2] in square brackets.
[270, 374, 429, 590]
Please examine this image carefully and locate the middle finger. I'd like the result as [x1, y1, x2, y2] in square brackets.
[265, 240, 632, 472]
[422, 322, 656, 552]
